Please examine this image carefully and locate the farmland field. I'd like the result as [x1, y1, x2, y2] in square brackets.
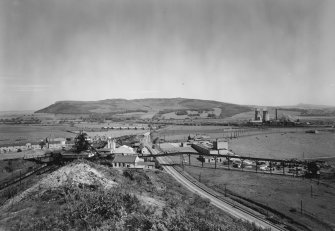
[0, 125, 76, 147]
[230, 131, 335, 160]
[160, 108, 222, 119]
[0, 124, 149, 147]
[183, 165, 335, 231]
[154, 126, 335, 160]
[153, 125, 236, 141]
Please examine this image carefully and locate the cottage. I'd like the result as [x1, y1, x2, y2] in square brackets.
[112, 154, 143, 168]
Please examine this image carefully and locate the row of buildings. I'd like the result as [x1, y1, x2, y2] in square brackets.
[0, 139, 73, 154]
[101, 126, 148, 130]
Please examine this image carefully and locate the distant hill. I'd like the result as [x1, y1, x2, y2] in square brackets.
[274, 104, 335, 117]
[278, 103, 335, 110]
[35, 98, 251, 119]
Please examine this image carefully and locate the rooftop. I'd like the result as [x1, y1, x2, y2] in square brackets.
[112, 145, 135, 154]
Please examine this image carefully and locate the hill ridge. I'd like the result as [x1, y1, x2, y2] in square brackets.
[35, 98, 252, 119]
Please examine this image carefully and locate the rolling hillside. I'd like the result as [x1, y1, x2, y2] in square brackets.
[35, 98, 251, 119]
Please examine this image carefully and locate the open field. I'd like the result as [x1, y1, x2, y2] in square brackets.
[160, 108, 222, 119]
[152, 125, 236, 141]
[0, 125, 76, 147]
[183, 165, 335, 231]
[0, 111, 35, 117]
[154, 125, 326, 142]
[298, 116, 335, 122]
[230, 130, 335, 160]
[154, 126, 335, 160]
[0, 121, 149, 147]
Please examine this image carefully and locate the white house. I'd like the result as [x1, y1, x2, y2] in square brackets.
[112, 154, 143, 168]
[112, 154, 155, 169]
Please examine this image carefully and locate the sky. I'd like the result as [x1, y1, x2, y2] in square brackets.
[1, 0, 335, 110]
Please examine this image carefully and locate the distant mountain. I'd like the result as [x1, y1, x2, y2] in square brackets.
[35, 98, 251, 118]
[278, 103, 335, 110]
[0, 110, 35, 116]
[274, 103, 335, 117]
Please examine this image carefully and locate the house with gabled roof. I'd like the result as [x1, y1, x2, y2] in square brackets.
[112, 154, 143, 168]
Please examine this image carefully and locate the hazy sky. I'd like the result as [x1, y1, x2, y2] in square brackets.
[1, 0, 335, 110]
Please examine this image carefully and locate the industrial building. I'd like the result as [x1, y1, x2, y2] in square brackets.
[262, 109, 270, 122]
[249, 108, 270, 125]
[191, 139, 228, 155]
[254, 108, 262, 121]
[248, 107, 301, 126]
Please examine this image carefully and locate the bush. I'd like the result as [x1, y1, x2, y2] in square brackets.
[1, 185, 20, 200]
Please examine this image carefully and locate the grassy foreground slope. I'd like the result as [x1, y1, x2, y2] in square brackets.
[35, 98, 251, 119]
[0, 160, 264, 231]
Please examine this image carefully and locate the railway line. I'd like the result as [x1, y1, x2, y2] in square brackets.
[157, 154, 288, 231]
[172, 165, 289, 230]
[0, 164, 59, 191]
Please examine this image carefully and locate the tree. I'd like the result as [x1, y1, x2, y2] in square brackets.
[39, 141, 46, 149]
[73, 132, 90, 153]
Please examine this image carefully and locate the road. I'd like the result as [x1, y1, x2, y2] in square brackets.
[149, 146, 285, 231]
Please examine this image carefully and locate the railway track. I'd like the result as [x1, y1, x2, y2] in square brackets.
[174, 167, 287, 231]
[0, 164, 59, 208]
[0, 164, 59, 191]
[143, 143, 292, 230]
[159, 156, 288, 231]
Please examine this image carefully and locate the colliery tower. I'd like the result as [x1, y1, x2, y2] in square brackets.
[254, 108, 262, 121]
[252, 108, 270, 124]
[262, 109, 270, 122]
[250, 108, 298, 126]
